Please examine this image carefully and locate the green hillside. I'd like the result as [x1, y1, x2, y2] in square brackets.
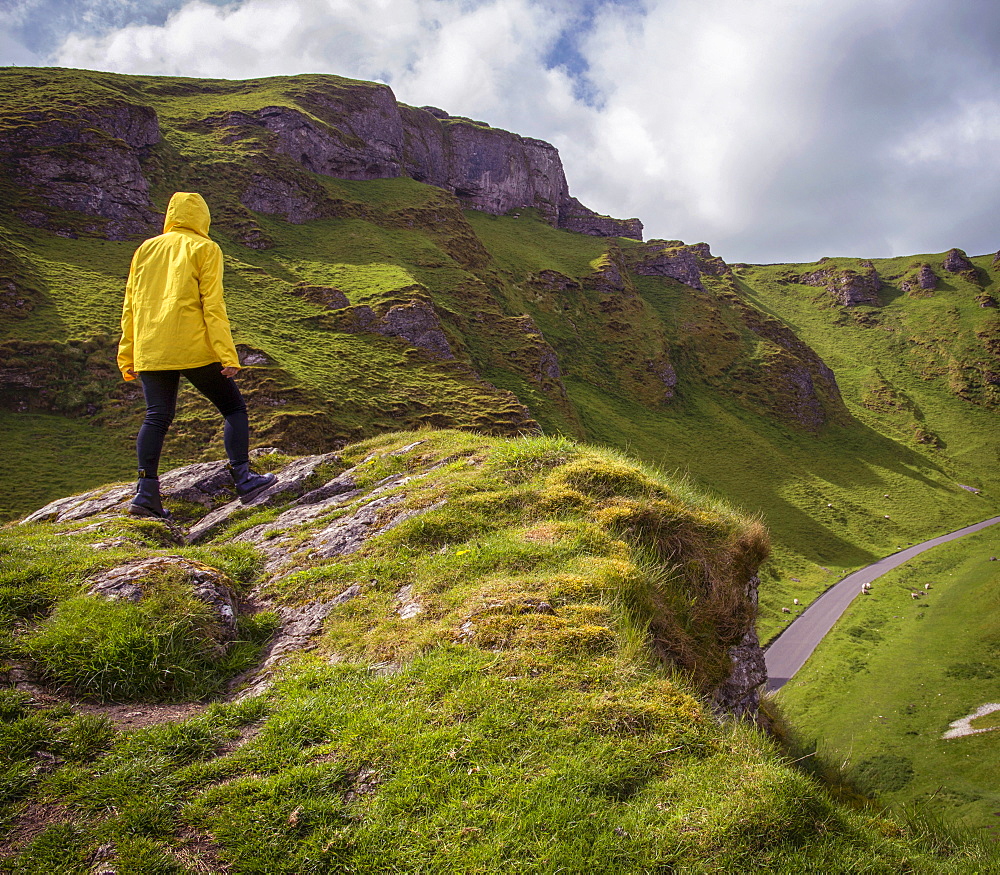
[2, 70, 998, 643]
[774, 524, 1000, 832]
[1, 430, 997, 872]
[2, 67, 1000, 861]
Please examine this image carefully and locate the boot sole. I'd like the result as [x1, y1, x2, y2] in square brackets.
[237, 475, 277, 505]
[129, 504, 172, 520]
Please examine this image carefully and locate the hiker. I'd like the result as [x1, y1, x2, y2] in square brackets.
[117, 191, 275, 519]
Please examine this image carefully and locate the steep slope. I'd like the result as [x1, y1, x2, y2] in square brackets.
[2, 431, 998, 872]
[0, 67, 998, 642]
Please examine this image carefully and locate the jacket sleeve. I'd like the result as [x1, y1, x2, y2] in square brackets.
[117, 256, 137, 381]
[199, 242, 240, 369]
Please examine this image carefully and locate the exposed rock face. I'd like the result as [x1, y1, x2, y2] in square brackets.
[216, 101, 403, 181]
[236, 344, 273, 366]
[240, 173, 329, 224]
[554, 195, 643, 240]
[943, 248, 974, 274]
[376, 301, 455, 360]
[319, 298, 456, 360]
[526, 269, 582, 295]
[629, 241, 710, 291]
[1, 71, 639, 242]
[711, 578, 766, 719]
[0, 102, 160, 239]
[584, 244, 635, 295]
[915, 263, 937, 289]
[513, 315, 567, 396]
[647, 358, 678, 401]
[901, 262, 937, 295]
[798, 262, 881, 307]
[290, 283, 350, 310]
[207, 91, 640, 239]
[735, 303, 847, 431]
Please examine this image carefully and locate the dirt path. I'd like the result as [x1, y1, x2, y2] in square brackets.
[764, 514, 1000, 693]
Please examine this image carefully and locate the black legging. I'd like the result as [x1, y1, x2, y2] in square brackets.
[137, 363, 249, 477]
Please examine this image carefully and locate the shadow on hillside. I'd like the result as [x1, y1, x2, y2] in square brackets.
[816, 418, 949, 493]
[757, 491, 878, 567]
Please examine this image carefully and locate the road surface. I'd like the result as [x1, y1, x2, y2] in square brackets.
[764, 514, 1000, 692]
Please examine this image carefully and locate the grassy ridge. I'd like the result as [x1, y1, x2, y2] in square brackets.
[774, 524, 1000, 832]
[1, 431, 998, 872]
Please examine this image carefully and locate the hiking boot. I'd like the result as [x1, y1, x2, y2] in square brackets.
[129, 471, 171, 519]
[228, 461, 276, 503]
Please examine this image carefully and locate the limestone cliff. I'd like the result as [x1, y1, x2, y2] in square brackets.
[0, 69, 641, 243]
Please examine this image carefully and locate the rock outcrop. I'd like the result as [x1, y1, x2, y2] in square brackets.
[558, 196, 643, 239]
[87, 556, 239, 641]
[711, 576, 766, 718]
[312, 296, 457, 360]
[0, 101, 160, 239]
[0, 69, 639, 242]
[629, 241, 713, 291]
[943, 248, 974, 275]
[900, 262, 937, 295]
[219, 96, 642, 239]
[798, 261, 881, 307]
[289, 283, 350, 310]
[734, 302, 848, 432]
[512, 315, 568, 397]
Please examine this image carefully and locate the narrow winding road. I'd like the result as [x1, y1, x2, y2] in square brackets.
[765, 514, 1000, 693]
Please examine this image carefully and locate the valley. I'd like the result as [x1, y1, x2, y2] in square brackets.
[1, 65, 999, 869]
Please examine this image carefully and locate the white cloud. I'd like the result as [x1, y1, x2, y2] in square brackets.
[895, 98, 1000, 167]
[38, 0, 1000, 261]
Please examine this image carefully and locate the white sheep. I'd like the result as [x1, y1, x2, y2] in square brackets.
[924, 583, 931, 590]
[910, 592, 921, 599]
[793, 598, 800, 605]
[782, 607, 791, 613]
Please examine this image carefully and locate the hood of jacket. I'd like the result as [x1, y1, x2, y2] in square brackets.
[162, 191, 211, 237]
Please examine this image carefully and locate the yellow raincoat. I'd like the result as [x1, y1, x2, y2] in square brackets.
[117, 192, 240, 381]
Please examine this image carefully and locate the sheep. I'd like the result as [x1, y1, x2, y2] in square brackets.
[910, 592, 921, 599]
[793, 598, 800, 605]
[924, 583, 931, 590]
[782, 607, 791, 613]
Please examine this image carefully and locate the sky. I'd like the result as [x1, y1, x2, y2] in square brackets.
[2, 0, 999, 264]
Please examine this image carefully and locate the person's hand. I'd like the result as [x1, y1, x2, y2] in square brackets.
[221, 366, 240, 378]
[127, 368, 137, 378]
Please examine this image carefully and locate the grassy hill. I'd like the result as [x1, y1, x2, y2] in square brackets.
[2, 194, 998, 636]
[1, 67, 1000, 859]
[1, 430, 998, 872]
[2, 68, 998, 640]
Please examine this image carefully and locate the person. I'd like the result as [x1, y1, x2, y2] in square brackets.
[117, 191, 275, 519]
